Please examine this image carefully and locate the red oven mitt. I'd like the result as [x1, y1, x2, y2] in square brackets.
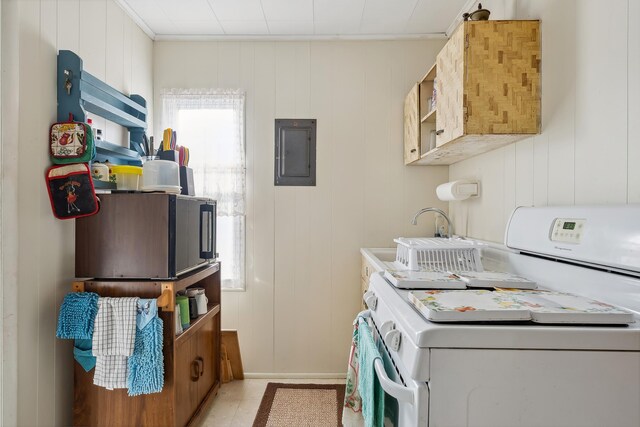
[45, 163, 99, 220]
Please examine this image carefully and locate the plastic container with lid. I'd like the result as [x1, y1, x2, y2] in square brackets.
[90, 162, 110, 182]
[141, 159, 180, 193]
[110, 165, 142, 190]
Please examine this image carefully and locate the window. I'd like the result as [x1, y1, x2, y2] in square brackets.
[161, 89, 246, 290]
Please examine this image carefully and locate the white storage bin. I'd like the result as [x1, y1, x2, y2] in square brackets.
[141, 160, 180, 194]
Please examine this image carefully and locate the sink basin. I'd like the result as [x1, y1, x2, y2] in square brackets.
[361, 248, 398, 274]
[368, 248, 396, 262]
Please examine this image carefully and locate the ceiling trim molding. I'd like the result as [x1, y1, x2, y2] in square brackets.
[114, 0, 157, 40]
[154, 33, 448, 42]
[446, 0, 477, 37]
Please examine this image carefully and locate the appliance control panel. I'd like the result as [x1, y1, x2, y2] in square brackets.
[506, 205, 640, 273]
[550, 218, 586, 244]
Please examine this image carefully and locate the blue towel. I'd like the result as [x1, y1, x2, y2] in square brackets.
[357, 319, 385, 427]
[56, 292, 99, 339]
[127, 317, 164, 396]
[377, 335, 400, 424]
[74, 339, 96, 372]
[136, 299, 157, 331]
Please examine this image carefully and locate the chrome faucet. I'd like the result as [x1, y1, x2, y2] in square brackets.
[411, 207, 454, 238]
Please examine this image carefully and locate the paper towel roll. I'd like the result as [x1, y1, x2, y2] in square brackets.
[437, 180, 479, 201]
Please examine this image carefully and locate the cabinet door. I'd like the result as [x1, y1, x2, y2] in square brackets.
[403, 83, 420, 164]
[361, 256, 375, 281]
[175, 335, 199, 427]
[435, 24, 465, 147]
[196, 314, 219, 404]
[464, 21, 541, 135]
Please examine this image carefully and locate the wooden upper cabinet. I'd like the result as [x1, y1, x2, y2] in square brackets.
[463, 20, 541, 136]
[436, 24, 465, 148]
[403, 83, 420, 164]
[408, 20, 541, 166]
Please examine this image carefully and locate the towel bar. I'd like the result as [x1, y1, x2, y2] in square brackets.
[356, 312, 415, 404]
[374, 359, 415, 404]
[71, 281, 175, 311]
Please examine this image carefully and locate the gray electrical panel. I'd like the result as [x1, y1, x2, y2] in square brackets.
[274, 119, 316, 186]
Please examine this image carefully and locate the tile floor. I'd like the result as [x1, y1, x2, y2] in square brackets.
[198, 378, 346, 427]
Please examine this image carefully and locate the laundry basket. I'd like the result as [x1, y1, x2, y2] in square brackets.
[394, 238, 483, 272]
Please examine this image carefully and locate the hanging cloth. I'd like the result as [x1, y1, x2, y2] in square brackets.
[136, 299, 158, 331]
[357, 318, 385, 427]
[56, 292, 99, 339]
[92, 297, 138, 390]
[127, 317, 164, 396]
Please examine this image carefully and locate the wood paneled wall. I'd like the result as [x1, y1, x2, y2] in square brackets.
[154, 40, 449, 375]
[449, 0, 639, 242]
[5, 1, 153, 425]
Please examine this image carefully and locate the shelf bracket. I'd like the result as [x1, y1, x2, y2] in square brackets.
[157, 283, 175, 312]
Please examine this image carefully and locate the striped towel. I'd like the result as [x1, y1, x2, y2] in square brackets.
[92, 297, 138, 389]
[94, 356, 129, 390]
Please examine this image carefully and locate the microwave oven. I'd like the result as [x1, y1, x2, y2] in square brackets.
[76, 193, 217, 279]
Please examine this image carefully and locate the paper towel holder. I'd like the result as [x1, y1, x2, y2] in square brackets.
[436, 179, 480, 201]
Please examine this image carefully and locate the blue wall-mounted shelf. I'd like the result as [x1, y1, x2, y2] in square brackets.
[57, 50, 147, 165]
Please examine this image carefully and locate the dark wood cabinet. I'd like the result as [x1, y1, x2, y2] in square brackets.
[175, 335, 199, 427]
[73, 264, 221, 427]
[174, 314, 219, 427]
[196, 317, 218, 403]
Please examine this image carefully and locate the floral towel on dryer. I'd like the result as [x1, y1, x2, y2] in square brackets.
[342, 314, 365, 427]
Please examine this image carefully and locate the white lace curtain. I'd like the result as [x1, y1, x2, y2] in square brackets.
[161, 89, 246, 290]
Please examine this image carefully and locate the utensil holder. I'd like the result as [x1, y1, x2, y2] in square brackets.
[159, 150, 179, 162]
[180, 166, 194, 196]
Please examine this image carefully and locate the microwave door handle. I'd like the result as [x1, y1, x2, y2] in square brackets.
[210, 203, 216, 258]
[207, 212, 212, 254]
[205, 209, 210, 253]
[199, 204, 206, 259]
[374, 359, 415, 404]
[199, 204, 214, 259]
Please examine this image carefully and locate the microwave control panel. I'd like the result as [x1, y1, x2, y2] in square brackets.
[550, 218, 586, 244]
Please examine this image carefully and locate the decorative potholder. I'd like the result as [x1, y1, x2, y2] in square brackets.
[49, 114, 96, 164]
[45, 164, 99, 220]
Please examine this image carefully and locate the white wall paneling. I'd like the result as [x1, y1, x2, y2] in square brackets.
[7, 1, 153, 425]
[450, 0, 637, 243]
[574, 0, 628, 204]
[242, 42, 276, 373]
[154, 39, 448, 375]
[105, 0, 126, 144]
[0, 1, 20, 425]
[17, 2, 44, 425]
[543, 0, 576, 207]
[628, 0, 640, 203]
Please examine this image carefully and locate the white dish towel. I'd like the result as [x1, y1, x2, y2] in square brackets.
[92, 297, 138, 389]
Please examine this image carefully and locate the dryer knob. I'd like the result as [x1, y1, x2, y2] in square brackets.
[384, 329, 401, 352]
[363, 291, 378, 311]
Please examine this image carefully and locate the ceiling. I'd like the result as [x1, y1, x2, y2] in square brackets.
[117, 0, 471, 40]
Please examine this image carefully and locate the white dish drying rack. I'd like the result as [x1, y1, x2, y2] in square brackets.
[394, 237, 484, 272]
